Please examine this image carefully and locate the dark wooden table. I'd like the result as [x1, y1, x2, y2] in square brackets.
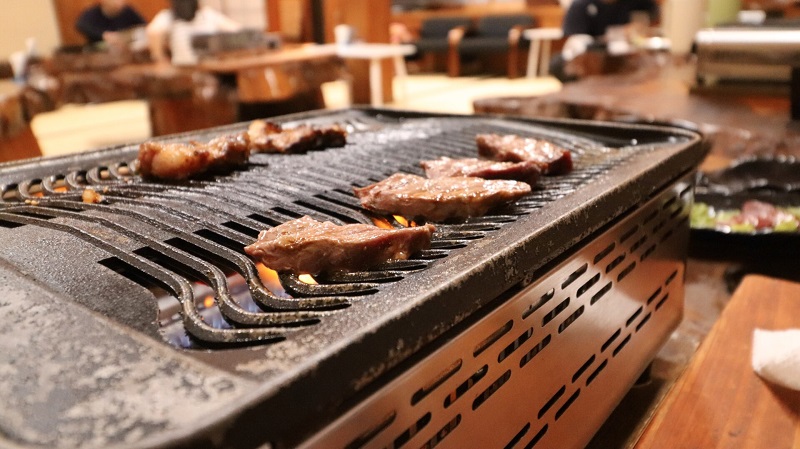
[37, 46, 344, 137]
[633, 274, 800, 449]
[473, 54, 800, 448]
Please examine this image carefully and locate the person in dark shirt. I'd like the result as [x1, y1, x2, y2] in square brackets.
[562, 0, 659, 37]
[76, 0, 146, 45]
[551, 0, 658, 82]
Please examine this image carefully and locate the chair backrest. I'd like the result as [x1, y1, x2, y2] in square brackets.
[420, 17, 473, 38]
[476, 14, 536, 37]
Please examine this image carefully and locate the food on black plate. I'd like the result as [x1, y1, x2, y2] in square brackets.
[420, 157, 542, 185]
[353, 173, 531, 222]
[247, 120, 347, 154]
[691, 200, 800, 233]
[476, 133, 572, 175]
[137, 133, 250, 180]
[244, 215, 435, 274]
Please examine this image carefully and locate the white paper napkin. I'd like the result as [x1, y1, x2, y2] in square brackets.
[752, 328, 800, 391]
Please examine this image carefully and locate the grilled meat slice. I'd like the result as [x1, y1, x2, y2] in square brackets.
[137, 133, 250, 180]
[247, 120, 347, 154]
[354, 173, 531, 222]
[476, 133, 572, 175]
[244, 216, 435, 274]
[421, 157, 541, 185]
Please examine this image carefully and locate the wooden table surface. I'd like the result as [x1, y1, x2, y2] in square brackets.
[473, 54, 800, 171]
[634, 274, 800, 449]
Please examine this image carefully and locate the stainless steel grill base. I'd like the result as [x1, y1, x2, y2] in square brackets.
[300, 176, 692, 449]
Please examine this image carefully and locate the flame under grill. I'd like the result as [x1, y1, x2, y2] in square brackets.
[0, 109, 704, 449]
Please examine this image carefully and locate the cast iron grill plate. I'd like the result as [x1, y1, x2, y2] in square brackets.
[0, 108, 703, 449]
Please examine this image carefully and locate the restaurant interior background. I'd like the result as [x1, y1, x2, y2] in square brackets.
[2, 0, 800, 448]
[3, 0, 792, 159]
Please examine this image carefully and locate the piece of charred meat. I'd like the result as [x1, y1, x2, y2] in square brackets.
[81, 188, 105, 204]
[421, 157, 541, 185]
[476, 133, 573, 175]
[247, 120, 347, 154]
[137, 133, 250, 180]
[354, 173, 531, 222]
[244, 216, 435, 275]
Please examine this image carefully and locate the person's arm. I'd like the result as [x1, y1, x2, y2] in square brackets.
[201, 7, 243, 32]
[146, 10, 172, 63]
[75, 8, 106, 43]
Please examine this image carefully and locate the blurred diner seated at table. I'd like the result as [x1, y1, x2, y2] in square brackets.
[76, 0, 146, 48]
[146, 0, 242, 65]
[551, 0, 659, 82]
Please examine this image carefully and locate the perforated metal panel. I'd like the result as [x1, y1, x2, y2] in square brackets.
[300, 177, 692, 449]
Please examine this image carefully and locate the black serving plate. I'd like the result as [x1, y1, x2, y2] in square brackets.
[696, 155, 800, 195]
[690, 157, 800, 260]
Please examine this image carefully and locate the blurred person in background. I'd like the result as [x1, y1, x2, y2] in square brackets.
[146, 0, 241, 64]
[76, 0, 146, 48]
[551, 0, 659, 81]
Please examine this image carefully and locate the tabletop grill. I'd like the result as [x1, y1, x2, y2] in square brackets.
[0, 109, 703, 449]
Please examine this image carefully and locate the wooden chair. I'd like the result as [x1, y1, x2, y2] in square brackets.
[412, 16, 473, 76]
[450, 14, 536, 78]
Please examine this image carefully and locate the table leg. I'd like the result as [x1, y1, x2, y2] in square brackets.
[393, 54, 408, 103]
[526, 39, 541, 78]
[369, 57, 383, 107]
[540, 39, 552, 76]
